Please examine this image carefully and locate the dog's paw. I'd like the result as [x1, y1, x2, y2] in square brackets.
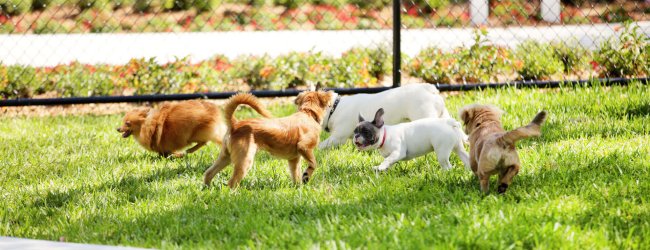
[172, 152, 186, 158]
[372, 165, 387, 172]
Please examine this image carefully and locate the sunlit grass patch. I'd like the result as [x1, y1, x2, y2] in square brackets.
[1, 83, 648, 248]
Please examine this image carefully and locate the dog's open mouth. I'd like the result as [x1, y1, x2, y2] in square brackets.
[121, 130, 132, 138]
[354, 141, 369, 149]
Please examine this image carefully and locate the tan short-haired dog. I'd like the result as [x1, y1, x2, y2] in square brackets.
[116, 100, 227, 158]
[459, 104, 547, 194]
[203, 91, 334, 189]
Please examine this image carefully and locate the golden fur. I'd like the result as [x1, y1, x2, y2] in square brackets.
[116, 100, 227, 157]
[459, 104, 547, 194]
[203, 91, 334, 189]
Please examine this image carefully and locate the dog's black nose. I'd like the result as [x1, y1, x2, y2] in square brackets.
[116, 128, 121, 132]
[497, 183, 509, 194]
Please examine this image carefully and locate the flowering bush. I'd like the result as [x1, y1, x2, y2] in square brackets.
[0, 33, 644, 100]
[515, 41, 564, 80]
[594, 23, 649, 78]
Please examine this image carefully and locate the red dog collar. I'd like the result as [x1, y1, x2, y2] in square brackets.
[379, 127, 387, 148]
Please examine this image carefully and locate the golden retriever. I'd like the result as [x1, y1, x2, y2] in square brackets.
[459, 104, 547, 194]
[116, 100, 227, 157]
[203, 91, 334, 189]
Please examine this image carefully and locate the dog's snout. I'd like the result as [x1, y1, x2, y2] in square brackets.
[116, 127, 121, 132]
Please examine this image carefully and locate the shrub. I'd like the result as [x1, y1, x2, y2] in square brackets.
[456, 29, 513, 83]
[312, 0, 343, 7]
[232, 55, 278, 90]
[273, 52, 332, 88]
[408, 47, 456, 84]
[594, 22, 648, 77]
[193, 0, 220, 12]
[515, 41, 564, 80]
[273, 0, 306, 9]
[247, 0, 271, 7]
[112, 0, 135, 9]
[0, 0, 32, 15]
[348, 0, 390, 10]
[329, 47, 386, 88]
[0, 64, 39, 98]
[404, 0, 450, 14]
[76, 0, 110, 10]
[409, 30, 514, 84]
[133, 0, 174, 12]
[33, 20, 68, 34]
[550, 42, 590, 74]
[31, 0, 53, 10]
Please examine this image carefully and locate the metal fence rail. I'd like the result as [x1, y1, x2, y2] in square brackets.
[2, 77, 647, 106]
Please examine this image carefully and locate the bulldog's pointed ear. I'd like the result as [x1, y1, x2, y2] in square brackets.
[372, 108, 385, 128]
[358, 113, 365, 123]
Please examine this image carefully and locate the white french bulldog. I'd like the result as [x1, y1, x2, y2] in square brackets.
[354, 108, 470, 172]
[319, 83, 455, 149]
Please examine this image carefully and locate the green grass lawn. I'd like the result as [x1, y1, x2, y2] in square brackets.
[1, 83, 649, 249]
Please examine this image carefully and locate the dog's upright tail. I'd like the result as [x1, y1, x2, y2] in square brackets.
[446, 119, 469, 143]
[499, 111, 547, 144]
[224, 93, 273, 129]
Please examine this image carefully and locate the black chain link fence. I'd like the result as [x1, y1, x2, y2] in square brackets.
[0, 0, 648, 104]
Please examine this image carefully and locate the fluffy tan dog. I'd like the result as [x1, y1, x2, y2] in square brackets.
[459, 104, 547, 194]
[203, 91, 334, 189]
[116, 100, 227, 157]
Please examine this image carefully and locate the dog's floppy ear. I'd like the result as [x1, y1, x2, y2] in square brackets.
[358, 113, 365, 123]
[137, 107, 151, 117]
[317, 91, 334, 107]
[372, 108, 385, 128]
[294, 92, 306, 106]
[459, 107, 471, 125]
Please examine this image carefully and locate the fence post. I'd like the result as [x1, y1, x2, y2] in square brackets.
[470, 0, 489, 25]
[392, 0, 401, 88]
[469, 0, 490, 25]
[541, 0, 561, 23]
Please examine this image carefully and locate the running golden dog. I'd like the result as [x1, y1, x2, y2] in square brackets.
[117, 100, 226, 157]
[459, 104, 547, 194]
[203, 91, 334, 189]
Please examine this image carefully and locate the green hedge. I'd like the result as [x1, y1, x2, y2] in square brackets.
[1, 27, 647, 99]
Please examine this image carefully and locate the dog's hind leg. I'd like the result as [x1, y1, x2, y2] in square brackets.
[288, 158, 302, 184]
[453, 141, 471, 171]
[477, 159, 496, 193]
[203, 148, 232, 186]
[497, 164, 520, 194]
[228, 141, 257, 189]
[299, 149, 317, 184]
[434, 144, 454, 171]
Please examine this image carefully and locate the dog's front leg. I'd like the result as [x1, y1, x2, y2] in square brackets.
[372, 149, 405, 172]
[299, 150, 318, 184]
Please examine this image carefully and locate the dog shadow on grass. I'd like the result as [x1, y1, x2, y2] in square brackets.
[62, 160, 631, 247]
[28, 152, 213, 210]
[40, 147, 648, 247]
[23, 138, 648, 247]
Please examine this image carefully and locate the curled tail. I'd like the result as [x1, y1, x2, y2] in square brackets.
[499, 111, 547, 144]
[224, 93, 273, 129]
[445, 119, 468, 143]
